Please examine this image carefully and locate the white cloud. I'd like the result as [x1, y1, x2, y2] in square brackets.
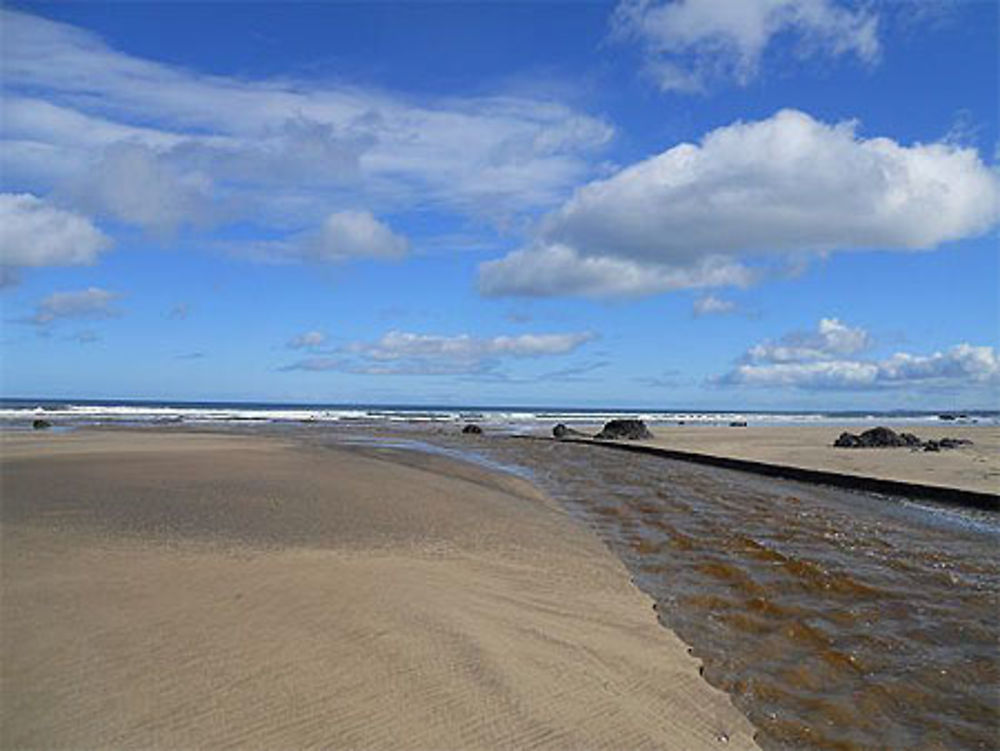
[287, 331, 327, 350]
[479, 110, 1000, 298]
[718, 319, 999, 391]
[66, 142, 217, 233]
[239, 211, 408, 264]
[611, 0, 879, 92]
[1, 9, 613, 233]
[0, 193, 111, 270]
[479, 243, 755, 298]
[692, 294, 737, 316]
[29, 287, 121, 325]
[746, 317, 871, 363]
[304, 211, 408, 261]
[284, 330, 595, 375]
[358, 330, 594, 360]
[878, 344, 1000, 384]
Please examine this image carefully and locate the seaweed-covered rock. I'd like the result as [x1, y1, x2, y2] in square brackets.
[461, 424, 483, 435]
[32, 419, 52, 430]
[552, 423, 587, 439]
[594, 419, 652, 441]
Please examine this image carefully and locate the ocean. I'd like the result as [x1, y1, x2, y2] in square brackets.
[1, 397, 996, 431]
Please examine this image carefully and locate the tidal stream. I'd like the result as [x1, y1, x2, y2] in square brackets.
[371, 429, 999, 750]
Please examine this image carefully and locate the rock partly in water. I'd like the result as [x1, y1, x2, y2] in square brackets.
[594, 419, 652, 441]
[552, 423, 587, 439]
[729, 421, 748, 428]
[461, 424, 483, 435]
[32, 419, 52, 430]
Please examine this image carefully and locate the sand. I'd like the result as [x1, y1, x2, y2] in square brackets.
[631, 425, 999, 495]
[0, 429, 756, 750]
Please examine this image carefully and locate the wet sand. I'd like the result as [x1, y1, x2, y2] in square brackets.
[0, 430, 755, 749]
[627, 425, 999, 495]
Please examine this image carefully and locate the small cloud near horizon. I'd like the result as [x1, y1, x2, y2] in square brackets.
[287, 330, 327, 349]
[715, 318, 999, 392]
[692, 294, 737, 317]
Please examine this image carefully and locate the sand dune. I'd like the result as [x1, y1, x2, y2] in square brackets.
[1, 430, 756, 749]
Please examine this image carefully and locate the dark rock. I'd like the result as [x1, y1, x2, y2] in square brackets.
[835, 426, 974, 451]
[835, 427, 913, 448]
[857, 427, 905, 447]
[594, 419, 652, 441]
[32, 419, 52, 430]
[939, 437, 973, 449]
[729, 421, 748, 428]
[552, 423, 587, 439]
[834, 431, 862, 448]
[938, 414, 956, 421]
[461, 424, 483, 435]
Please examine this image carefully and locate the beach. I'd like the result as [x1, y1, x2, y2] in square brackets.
[378, 420, 1000, 749]
[632, 424, 999, 496]
[1, 429, 756, 749]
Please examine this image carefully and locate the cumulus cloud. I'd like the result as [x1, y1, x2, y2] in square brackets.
[283, 330, 595, 375]
[1, 8, 613, 233]
[28, 287, 121, 325]
[479, 110, 1000, 298]
[0, 193, 111, 275]
[480, 243, 755, 298]
[692, 294, 737, 316]
[241, 211, 408, 264]
[745, 317, 872, 363]
[303, 211, 408, 261]
[611, 0, 879, 92]
[66, 142, 217, 233]
[287, 330, 327, 350]
[717, 319, 999, 391]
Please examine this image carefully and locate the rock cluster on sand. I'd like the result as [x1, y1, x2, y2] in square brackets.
[593, 419, 653, 441]
[32, 419, 52, 430]
[461, 424, 483, 435]
[834, 426, 972, 452]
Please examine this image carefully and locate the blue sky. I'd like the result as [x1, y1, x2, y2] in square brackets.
[1, 0, 997, 409]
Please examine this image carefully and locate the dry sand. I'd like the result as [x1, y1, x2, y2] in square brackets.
[634, 425, 999, 495]
[1, 429, 756, 750]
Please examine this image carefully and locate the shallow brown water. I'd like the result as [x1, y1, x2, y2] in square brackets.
[357, 429, 1000, 750]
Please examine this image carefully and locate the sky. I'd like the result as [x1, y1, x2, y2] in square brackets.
[1, 0, 997, 409]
